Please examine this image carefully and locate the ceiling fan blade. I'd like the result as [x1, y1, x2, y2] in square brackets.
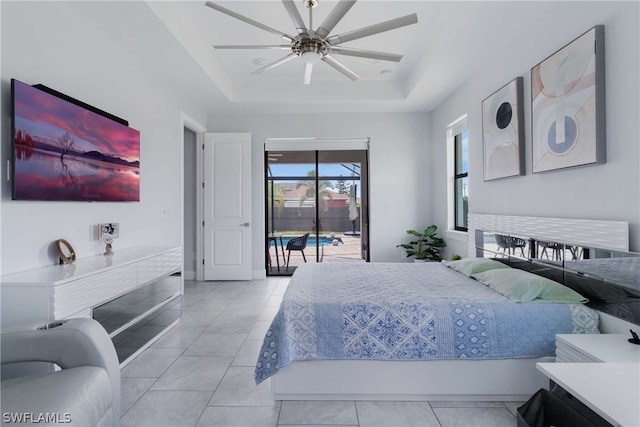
[329, 46, 403, 62]
[315, 0, 357, 40]
[327, 13, 418, 45]
[282, 0, 309, 36]
[205, 1, 295, 42]
[321, 54, 359, 81]
[213, 45, 291, 50]
[252, 53, 298, 74]
[303, 63, 313, 85]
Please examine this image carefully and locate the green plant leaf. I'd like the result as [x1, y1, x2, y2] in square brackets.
[397, 224, 446, 260]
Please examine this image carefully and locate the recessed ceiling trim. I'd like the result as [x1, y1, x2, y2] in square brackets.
[265, 137, 369, 151]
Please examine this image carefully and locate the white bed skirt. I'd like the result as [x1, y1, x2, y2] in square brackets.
[271, 357, 553, 401]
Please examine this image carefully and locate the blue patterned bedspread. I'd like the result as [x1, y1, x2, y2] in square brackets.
[255, 262, 599, 384]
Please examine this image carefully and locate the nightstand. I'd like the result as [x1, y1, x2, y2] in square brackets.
[536, 334, 640, 426]
[555, 334, 640, 363]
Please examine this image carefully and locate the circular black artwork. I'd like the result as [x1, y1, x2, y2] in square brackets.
[495, 102, 513, 129]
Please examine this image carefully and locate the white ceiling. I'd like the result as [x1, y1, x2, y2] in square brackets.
[72, 1, 556, 114]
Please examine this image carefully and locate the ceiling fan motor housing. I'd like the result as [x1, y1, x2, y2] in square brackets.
[292, 38, 329, 63]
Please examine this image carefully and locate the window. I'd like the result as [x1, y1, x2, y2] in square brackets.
[447, 116, 468, 233]
[454, 130, 468, 231]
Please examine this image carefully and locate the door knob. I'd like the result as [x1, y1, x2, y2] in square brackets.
[240, 222, 250, 227]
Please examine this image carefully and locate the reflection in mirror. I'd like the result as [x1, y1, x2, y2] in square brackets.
[564, 249, 640, 292]
[477, 232, 530, 260]
[536, 240, 565, 262]
[475, 228, 640, 326]
[495, 234, 528, 258]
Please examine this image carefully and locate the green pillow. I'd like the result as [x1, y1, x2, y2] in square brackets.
[441, 257, 511, 276]
[471, 268, 588, 303]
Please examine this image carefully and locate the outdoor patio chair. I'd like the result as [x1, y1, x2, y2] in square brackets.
[538, 240, 563, 260]
[285, 233, 310, 270]
[495, 234, 526, 257]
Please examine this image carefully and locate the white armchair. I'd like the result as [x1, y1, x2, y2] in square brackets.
[1, 318, 120, 426]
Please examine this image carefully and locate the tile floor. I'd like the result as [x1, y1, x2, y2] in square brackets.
[119, 278, 523, 426]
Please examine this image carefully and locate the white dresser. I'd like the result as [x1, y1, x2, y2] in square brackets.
[1, 246, 182, 366]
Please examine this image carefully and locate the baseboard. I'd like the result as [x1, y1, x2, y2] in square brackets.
[253, 269, 267, 280]
[183, 270, 265, 281]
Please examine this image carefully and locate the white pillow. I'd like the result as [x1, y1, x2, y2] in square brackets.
[441, 257, 511, 276]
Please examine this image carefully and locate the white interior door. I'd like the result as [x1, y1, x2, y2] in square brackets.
[203, 132, 252, 280]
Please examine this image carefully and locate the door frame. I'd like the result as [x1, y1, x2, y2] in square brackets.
[264, 139, 370, 276]
[180, 112, 207, 282]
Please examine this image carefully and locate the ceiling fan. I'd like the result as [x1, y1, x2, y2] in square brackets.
[204, 0, 418, 84]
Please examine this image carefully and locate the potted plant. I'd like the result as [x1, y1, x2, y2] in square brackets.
[397, 225, 446, 262]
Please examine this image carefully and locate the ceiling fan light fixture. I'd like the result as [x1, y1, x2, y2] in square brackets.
[301, 51, 321, 64]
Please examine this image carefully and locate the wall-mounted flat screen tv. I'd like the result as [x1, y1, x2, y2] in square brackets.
[11, 79, 140, 201]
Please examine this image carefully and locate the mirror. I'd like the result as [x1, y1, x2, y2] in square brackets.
[476, 229, 640, 326]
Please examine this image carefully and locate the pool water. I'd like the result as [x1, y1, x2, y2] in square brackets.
[270, 236, 343, 247]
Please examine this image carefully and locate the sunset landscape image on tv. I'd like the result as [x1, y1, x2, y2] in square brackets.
[12, 79, 140, 201]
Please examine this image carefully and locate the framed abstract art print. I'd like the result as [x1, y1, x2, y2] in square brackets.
[531, 25, 605, 173]
[482, 77, 525, 181]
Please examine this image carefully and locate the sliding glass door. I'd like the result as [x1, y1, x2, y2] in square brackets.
[265, 148, 368, 275]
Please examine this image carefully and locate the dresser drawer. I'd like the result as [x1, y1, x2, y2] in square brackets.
[54, 264, 138, 319]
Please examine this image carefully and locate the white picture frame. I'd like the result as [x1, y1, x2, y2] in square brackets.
[98, 223, 119, 240]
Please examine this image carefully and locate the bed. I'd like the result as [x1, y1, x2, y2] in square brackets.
[254, 214, 636, 401]
[255, 260, 599, 401]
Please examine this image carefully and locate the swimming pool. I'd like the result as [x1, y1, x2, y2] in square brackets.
[270, 236, 343, 247]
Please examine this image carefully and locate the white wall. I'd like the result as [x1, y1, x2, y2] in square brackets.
[430, 1, 640, 255]
[4, 1, 635, 279]
[1, 2, 207, 274]
[207, 112, 431, 274]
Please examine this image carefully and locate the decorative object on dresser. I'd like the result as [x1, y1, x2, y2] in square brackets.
[482, 76, 525, 180]
[98, 222, 119, 255]
[54, 238, 75, 264]
[531, 25, 606, 173]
